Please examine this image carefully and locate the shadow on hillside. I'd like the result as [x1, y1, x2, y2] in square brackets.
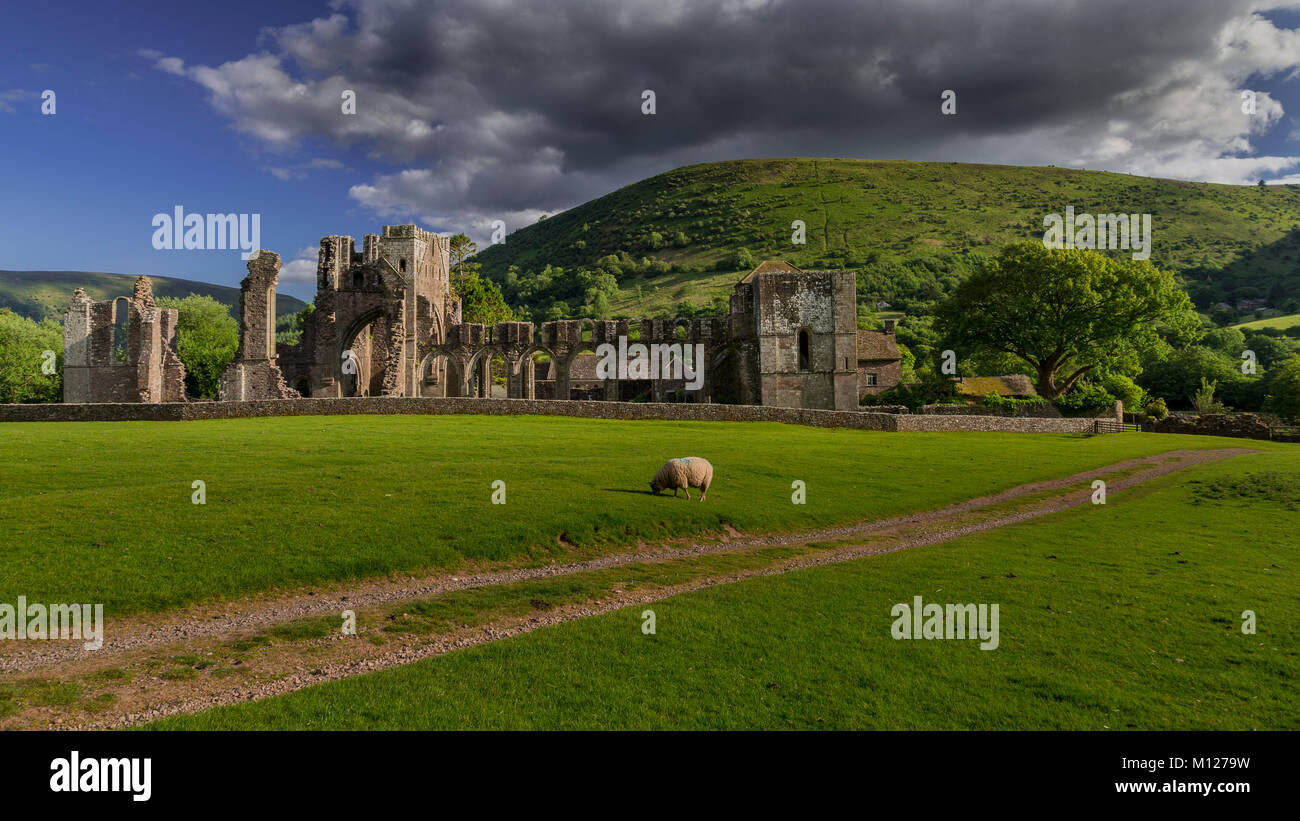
[1185, 225, 1300, 310]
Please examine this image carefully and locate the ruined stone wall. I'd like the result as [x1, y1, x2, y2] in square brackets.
[283, 224, 453, 398]
[62, 277, 187, 404]
[218, 251, 298, 401]
[1146, 413, 1274, 440]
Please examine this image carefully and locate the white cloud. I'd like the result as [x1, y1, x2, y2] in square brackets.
[0, 89, 34, 114]
[142, 0, 1300, 245]
[279, 246, 320, 284]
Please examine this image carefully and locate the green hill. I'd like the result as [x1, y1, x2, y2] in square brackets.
[0, 269, 309, 322]
[473, 158, 1300, 319]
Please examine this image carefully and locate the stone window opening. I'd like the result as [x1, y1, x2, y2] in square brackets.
[399, 258, 407, 273]
[266, 286, 276, 359]
[352, 271, 364, 290]
[797, 329, 810, 371]
[865, 373, 878, 386]
[112, 297, 130, 364]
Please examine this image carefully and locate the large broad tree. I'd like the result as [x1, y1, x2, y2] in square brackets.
[936, 241, 1198, 400]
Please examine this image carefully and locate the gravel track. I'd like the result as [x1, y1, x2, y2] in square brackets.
[0, 448, 1249, 677]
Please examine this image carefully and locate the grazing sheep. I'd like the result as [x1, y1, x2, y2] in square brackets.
[650, 457, 713, 501]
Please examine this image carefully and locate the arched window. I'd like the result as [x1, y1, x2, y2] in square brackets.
[352, 271, 364, 290]
[399, 258, 407, 273]
[113, 298, 130, 363]
[798, 329, 810, 371]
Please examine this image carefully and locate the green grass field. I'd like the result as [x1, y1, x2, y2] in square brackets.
[1232, 312, 1300, 332]
[150, 449, 1300, 730]
[0, 415, 1281, 616]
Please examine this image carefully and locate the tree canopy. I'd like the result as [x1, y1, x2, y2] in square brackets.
[447, 233, 514, 326]
[936, 241, 1198, 399]
[156, 294, 238, 399]
[0, 309, 62, 403]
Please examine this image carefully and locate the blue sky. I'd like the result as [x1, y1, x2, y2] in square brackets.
[2, 0, 1299, 302]
[0, 1, 390, 299]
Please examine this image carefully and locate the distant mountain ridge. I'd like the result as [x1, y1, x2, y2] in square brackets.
[0, 270, 309, 322]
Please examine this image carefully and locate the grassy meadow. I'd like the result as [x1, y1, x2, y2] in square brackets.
[1232, 312, 1300, 332]
[0, 414, 1281, 616]
[474, 158, 1300, 315]
[150, 448, 1300, 731]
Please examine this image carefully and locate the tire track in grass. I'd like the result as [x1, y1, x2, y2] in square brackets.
[0, 449, 1251, 677]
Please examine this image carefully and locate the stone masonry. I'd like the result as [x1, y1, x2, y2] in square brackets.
[60, 226, 894, 412]
[265, 232, 871, 411]
[218, 251, 298, 401]
[62, 276, 187, 403]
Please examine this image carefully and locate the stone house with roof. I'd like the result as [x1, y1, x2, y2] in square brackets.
[856, 320, 902, 398]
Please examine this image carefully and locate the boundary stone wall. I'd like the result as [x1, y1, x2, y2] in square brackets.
[1146, 413, 1274, 441]
[920, 403, 1062, 418]
[0, 397, 1102, 433]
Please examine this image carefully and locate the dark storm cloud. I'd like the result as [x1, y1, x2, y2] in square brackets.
[144, 0, 1300, 241]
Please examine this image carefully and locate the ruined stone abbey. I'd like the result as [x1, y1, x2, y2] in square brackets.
[64, 224, 901, 411]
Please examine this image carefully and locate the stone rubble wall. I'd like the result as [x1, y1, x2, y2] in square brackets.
[0, 397, 1102, 433]
[1145, 413, 1274, 441]
[920, 403, 1062, 418]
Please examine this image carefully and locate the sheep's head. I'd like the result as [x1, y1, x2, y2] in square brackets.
[649, 481, 660, 495]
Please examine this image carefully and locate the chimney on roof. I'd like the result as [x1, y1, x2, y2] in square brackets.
[883, 319, 895, 334]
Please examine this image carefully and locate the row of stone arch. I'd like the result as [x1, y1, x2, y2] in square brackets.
[291, 311, 745, 402]
[414, 317, 738, 402]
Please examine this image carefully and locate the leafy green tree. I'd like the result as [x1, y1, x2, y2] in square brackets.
[449, 233, 478, 276]
[277, 303, 314, 345]
[1100, 372, 1145, 411]
[936, 242, 1198, 400]
[1242, 333, 1297, 369]
[1192, 377, 1224, 414]
[592, 291, 611, 319]
[446, 232, 513, 325]
[1200, 326, 1246, 353]
[156, 294, 238, 399]
[1265, 356, 1300, 422]
[1055, 382, 1119, 415]
[855, 301, 877, 330]
[0, 309, 62, 403]
[452, 266, 514, 326]
[1140, 346, 1239, 407]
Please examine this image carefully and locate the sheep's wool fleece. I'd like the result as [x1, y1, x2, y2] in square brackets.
[653, 457, 713, 490]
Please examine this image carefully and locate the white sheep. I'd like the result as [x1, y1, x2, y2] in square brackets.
[650, 457, 714, 501]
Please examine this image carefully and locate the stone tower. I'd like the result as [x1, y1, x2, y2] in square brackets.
[729, 260, 858, 411]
